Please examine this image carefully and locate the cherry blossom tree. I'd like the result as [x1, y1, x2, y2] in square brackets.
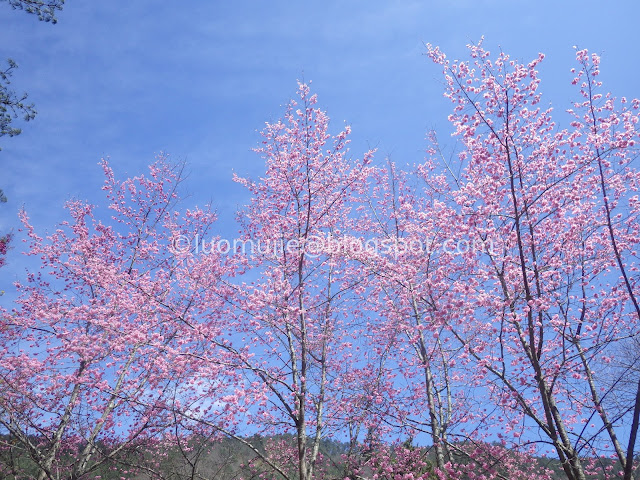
[352, 156, 555, 479]
[421, 41, 640, 480]
[4, 38, 640, 480]
[0, 158, 234, 479]
[351, 160, 469, 472]
[188, 82, 375, 480]
[350, 439, 556, 480]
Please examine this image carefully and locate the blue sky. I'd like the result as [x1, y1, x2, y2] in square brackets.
[1, 0, 638, 289]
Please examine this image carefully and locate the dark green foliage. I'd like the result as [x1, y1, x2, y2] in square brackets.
[0, 59, 36, 147]
[1, 432, 635, 479]
[0, 0, 65, 150]
[0, 0, 64, 23]
[0, 0, 64, 265]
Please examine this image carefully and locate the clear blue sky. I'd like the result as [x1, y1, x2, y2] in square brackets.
[1, 0, 638, 288]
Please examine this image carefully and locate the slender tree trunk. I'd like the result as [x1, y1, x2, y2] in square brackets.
[38, 361, 87, 480]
